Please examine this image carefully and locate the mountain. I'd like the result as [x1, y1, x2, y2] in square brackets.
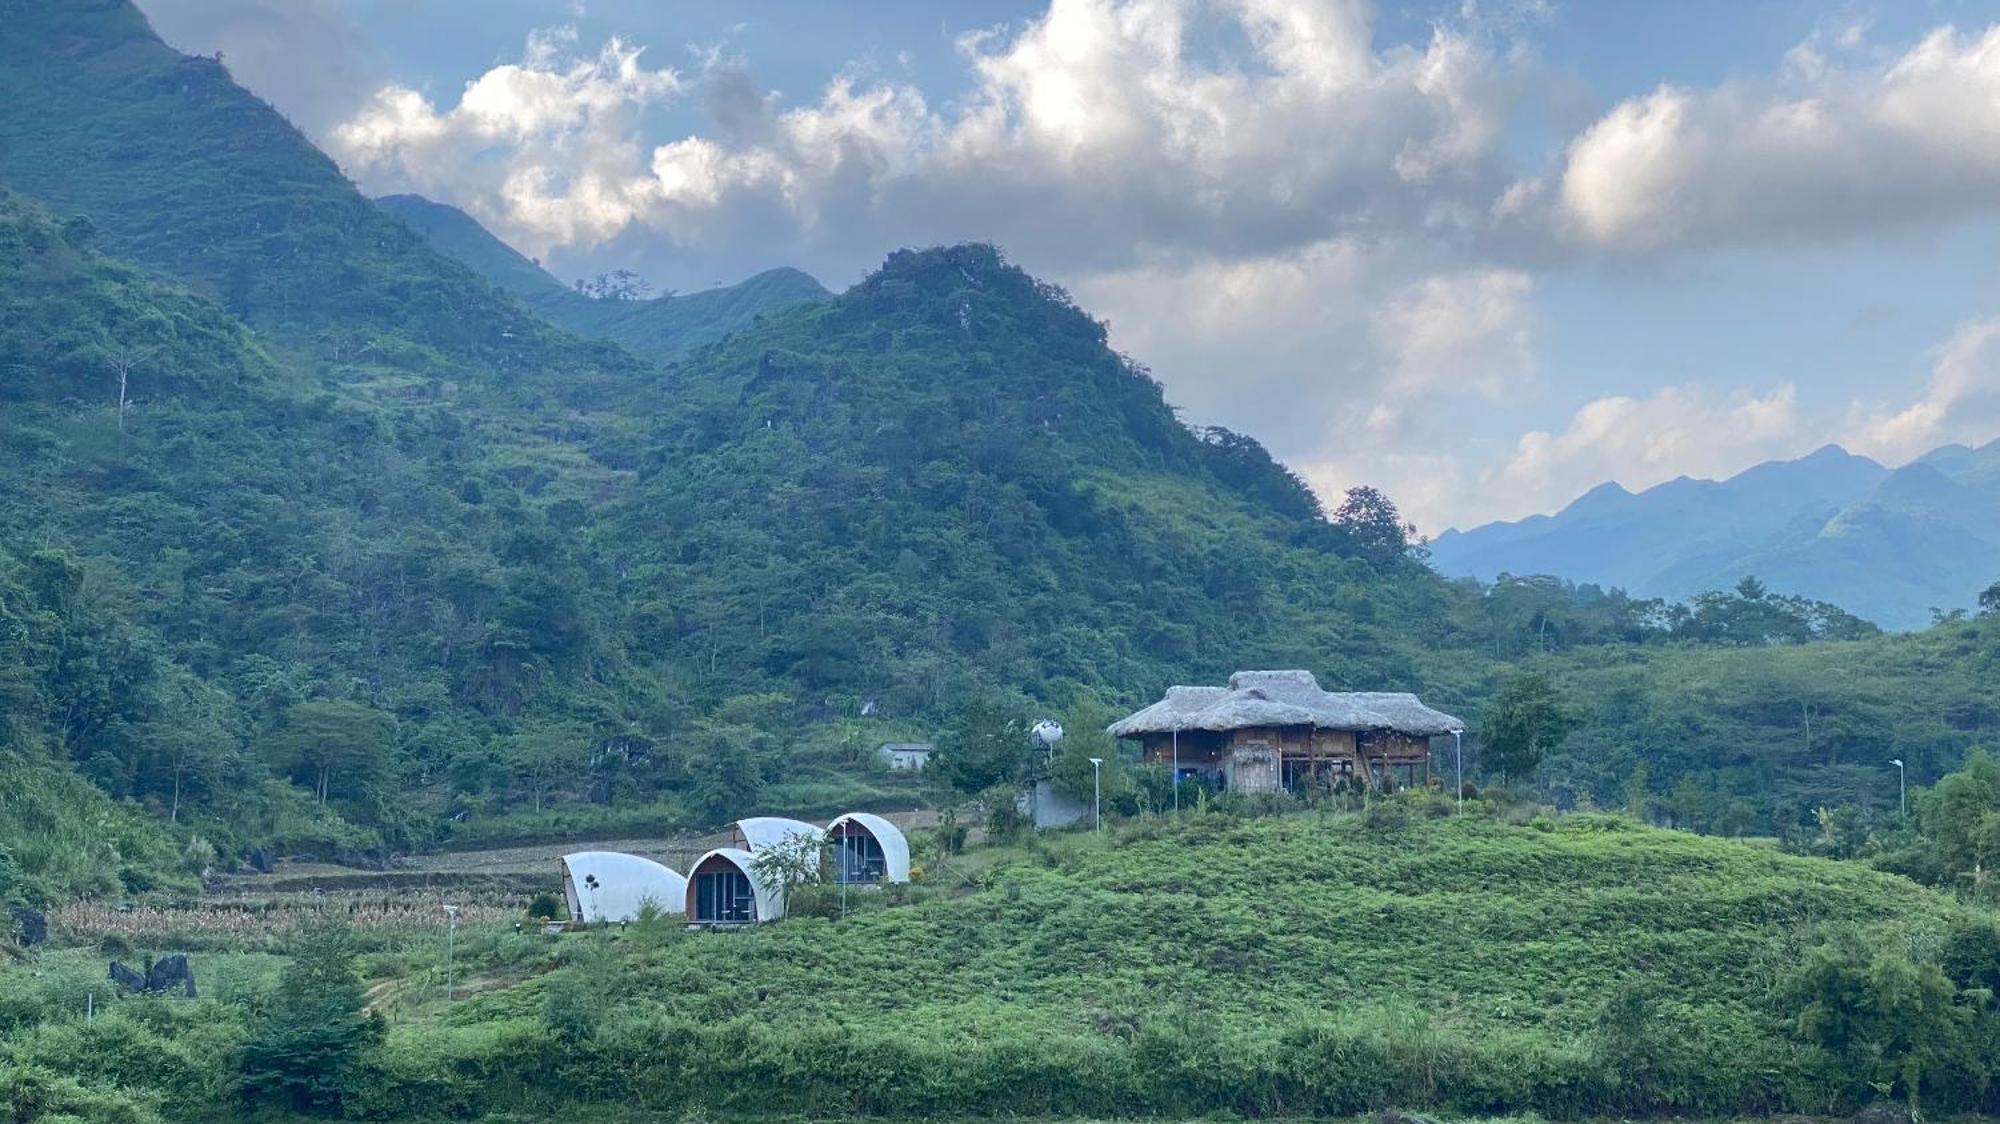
[1, 0, 1997, 912]
[375, 192, 829, 357]
[1430, 441, 2000, 629]
[0, 0, 1467, 896]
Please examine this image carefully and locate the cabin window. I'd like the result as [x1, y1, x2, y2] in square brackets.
[836, 832, 887, 884]
[695, 869, 755, 923]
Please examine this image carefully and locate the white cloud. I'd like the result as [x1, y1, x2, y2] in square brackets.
[1370, 268, 1533, 401]
[1555, 24, 2000, 253]
[1848, 317, 2000, 461]
[335, 30, 685, 248]
[328, 0, 1528, 277]
[1410, 383, 1806, 527]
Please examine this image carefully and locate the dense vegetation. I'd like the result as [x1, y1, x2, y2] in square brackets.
[8, 806, 2000, 1121]
[0, 0, 1996, 905]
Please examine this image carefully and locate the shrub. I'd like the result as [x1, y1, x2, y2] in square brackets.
[525, 893, 560, 921]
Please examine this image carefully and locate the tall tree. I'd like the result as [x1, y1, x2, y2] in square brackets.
[239, 923, 383, 1113]
[1331, 485, 1426, 566]
[1480, 672, 1579, 783]
[269, 701, 395, 806]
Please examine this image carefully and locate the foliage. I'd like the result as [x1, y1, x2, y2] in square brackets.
[238, 922, 383, 1113]
[1776, 925, 1990, 1114]
[935, 696, 1029, 795]
[1480, 672, 1579, 782]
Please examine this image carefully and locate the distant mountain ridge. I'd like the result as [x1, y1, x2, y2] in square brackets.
[1429, 440, 2000, 629]
[374, 193, 828, 358]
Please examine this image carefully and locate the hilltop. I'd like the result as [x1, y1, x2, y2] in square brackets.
[11, 808, 1998, 1119]
[375, 193, 830, 358]
[1431, 442, 2000, 629]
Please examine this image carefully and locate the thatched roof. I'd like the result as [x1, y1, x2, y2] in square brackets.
[1106, 670, 1463, 738]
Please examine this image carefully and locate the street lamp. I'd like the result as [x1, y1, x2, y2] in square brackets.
[442, 903, 460, 1002]
[1890, 758, 1906, 818]
[1089, 757, 1104, 834]
[1452, 729, 1464, 811]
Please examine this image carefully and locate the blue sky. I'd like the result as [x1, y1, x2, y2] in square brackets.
[139, 0, 2000, 532]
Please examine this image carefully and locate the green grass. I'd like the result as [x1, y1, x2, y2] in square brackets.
[352, 809, 1985, 1119]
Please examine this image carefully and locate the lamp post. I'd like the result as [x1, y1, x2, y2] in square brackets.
[1452, 729, 1464, 811]
[1089, 757, 1104, 834]
[442, 903, 459, 1002]
[1890, 758, 1906, 818]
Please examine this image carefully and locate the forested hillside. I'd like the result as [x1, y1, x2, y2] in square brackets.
[374, 193, 830, 359]
[0, 0, 1996, 911]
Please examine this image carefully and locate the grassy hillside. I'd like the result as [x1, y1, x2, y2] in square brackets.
[0, 0, 1995, 906]
[375, 192, 829, 358]
[9, 807, 1997, 1119]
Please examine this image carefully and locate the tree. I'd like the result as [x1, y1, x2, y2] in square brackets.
[1479, 672, 1579, 783]
[1979, 581, 2000, 617]
[503, 719, 589, 812]
[1917, 747, 2000, 897]
[935, 695, 1028, 794]
[1330, 485, 1426, 566]
[101, 343, 154, 436]
[1777, 927, 1977, 1117]
[269, 701, 395, 806]
[746, 830, 825, 907]
[240, 923, 383, 1113]
[685, 722, 768, 824]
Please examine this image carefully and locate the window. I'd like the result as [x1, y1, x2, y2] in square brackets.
[695, 869, 755, 923]
[837, 833, 887, 884]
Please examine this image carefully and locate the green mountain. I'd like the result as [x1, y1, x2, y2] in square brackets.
[375, 192, 829, 358]
[1431, 442, 2000, 629]
[0, 0, 1996, 911]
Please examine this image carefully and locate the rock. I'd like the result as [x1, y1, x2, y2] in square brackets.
[8, 905, 47, 947]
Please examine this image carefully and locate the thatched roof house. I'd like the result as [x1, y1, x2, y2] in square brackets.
[1109, 670, 1462, 794]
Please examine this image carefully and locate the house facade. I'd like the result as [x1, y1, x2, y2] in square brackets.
[1107, 670, 1462, 794]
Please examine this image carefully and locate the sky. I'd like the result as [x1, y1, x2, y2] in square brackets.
[135, 0, 2000, 534]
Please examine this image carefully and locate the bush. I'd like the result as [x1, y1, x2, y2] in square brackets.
[525, 893, 560, 921]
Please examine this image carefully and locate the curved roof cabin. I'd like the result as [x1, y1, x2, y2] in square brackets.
[1109, 670, 1463, 794]
[559, 852, 688, 923]
[685, 847, 786, 925]
[731, 816, 826, 853]
[827, 812, 911, 884]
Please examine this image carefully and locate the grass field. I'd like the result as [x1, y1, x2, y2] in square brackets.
[9, 803, 1996, 1121]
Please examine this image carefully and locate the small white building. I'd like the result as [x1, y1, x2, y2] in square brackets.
[684, 846, 786, 924]
[559, 852, 687, 923]
[827, 812, 911, 884]
[877, 742, 933, 771]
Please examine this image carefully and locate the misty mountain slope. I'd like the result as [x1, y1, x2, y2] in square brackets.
[376, 192, 830, 358]
[1431, 441, 2000, 628]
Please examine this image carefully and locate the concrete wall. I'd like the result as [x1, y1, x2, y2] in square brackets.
[1017, 779, 1091, 829]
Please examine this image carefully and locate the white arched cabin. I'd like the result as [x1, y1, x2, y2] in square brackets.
[731, 816, 826, 853]
[685, 847, 786, 924]
[559, 852, 687, 923]
[827, 812, 911, 884]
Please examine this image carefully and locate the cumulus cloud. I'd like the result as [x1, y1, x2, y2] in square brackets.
[327, 0, 1528, 278]
[1849, 317, 2000, 461]
[1553, 24, 2000, 253]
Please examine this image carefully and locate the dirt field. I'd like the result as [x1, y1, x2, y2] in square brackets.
[205, 809, 943, 896]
